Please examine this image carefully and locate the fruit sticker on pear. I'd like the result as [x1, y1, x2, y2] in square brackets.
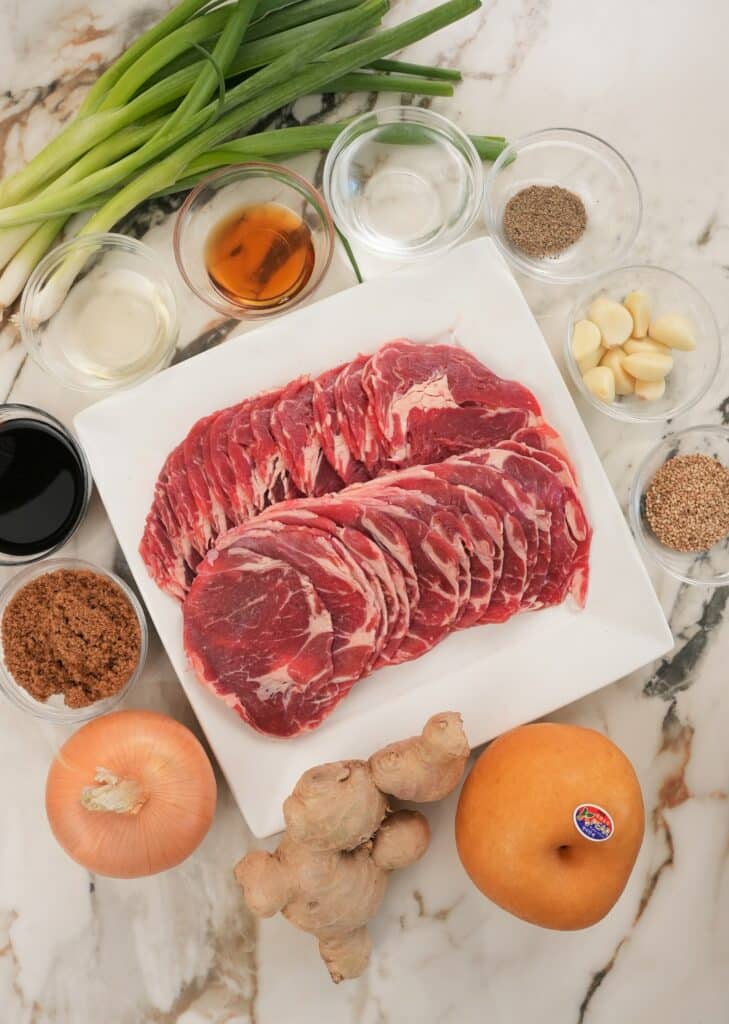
[573, 804, 614, 842]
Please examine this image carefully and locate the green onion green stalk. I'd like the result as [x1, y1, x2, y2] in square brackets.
[0, 0, 506, 313]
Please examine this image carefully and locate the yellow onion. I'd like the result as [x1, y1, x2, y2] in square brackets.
[46, 709, 217, 878]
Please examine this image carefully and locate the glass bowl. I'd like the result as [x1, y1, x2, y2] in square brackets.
[20, 233, 179, 392]
[323, 106, 483, 259]
[0, 404, 92, 567]
[0, 558, 147, 722]
[564, 265, 720, 423]
[484, 128, 641, 283]
[629, 426, 729, 586]
[174, 162, 334, 319]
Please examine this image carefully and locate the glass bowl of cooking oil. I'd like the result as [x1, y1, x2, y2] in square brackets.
[20, 233, 179, 392]
[174, 163, 335, 319]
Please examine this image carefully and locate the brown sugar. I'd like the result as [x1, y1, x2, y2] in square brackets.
[1, 569, 141, 708]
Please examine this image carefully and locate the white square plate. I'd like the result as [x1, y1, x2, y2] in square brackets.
[75, 238, 672, 837]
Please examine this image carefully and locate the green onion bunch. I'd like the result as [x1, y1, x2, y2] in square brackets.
[0, 0, 504, 310]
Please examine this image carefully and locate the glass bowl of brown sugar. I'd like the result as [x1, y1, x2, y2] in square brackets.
[0, 558, 148, 722]
[629, 426, 729, 586]
[484, 128, 642, 283]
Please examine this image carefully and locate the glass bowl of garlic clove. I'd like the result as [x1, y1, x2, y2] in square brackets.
[564, 265, 721, 424]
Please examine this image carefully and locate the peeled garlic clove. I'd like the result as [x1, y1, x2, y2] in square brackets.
[578, 343, 605, 374]
[582, 365, 616, 403]
[571, 319, 602, 362]
[624, 338, 671, 356]
[648, 313, 696, 351]
[623, 291, 650, 339]
[587, 296, 634, 348]
[623, 351, 674, 382]
[635, 378, 666, 401]
[600, 347, 635, 396]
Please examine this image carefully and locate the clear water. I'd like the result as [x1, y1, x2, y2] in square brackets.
[332, 128, 476, 256]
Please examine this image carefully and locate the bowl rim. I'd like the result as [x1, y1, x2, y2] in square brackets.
[19, 231, 180, 393]
[173, 160, 336, 320]
[627, 424, 729, 586]
[483, 126, 643, 284]
[563, 263, 722, 424]
[0, 556, 148, 722]
[321, 103, 484, 259]
[0, 404, 93, 567]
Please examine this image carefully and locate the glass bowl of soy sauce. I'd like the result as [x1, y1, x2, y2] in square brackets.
[173, 162, 335, 320]
[0, 405, 92, 566]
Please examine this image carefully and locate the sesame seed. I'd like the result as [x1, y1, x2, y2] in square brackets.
[645, 453, 729, 553]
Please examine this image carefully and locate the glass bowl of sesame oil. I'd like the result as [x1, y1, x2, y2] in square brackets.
[629, 425, 729, 586]
[174, 163, 335, 319]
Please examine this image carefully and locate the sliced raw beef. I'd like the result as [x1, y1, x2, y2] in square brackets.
[335, 355, 386, 474]
[184, 412, 229, 541]
[260, 494, 418, 665]
[214, 520, 383, 685]
[144, 338, 592, 737]
[363, 339, 541, 466]
[185, 547, 335, 737]
[445, 453, 548, 610]
[139, 505, 191, 602]
[352, 474, 473, 622]
[497, 440, 591, 606]
[472, 447, 581, 608]
[250, 393, 299, 507]
[270, 376, 344, 495]
[312, 365, 368, 485]
[253, 504, 406, 666]
[153, 448, 202, 574]
[207, 402, 250, 525]
[344, 483, 468, 659]
[428, 459, 527, 622]
[511, 422, 578, 486]
[227, 389, 295, 516]
[165, 443, 213, 558]
[376, 467, 500, 628]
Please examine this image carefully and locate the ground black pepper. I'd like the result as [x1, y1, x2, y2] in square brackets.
[503, 184, 587, 259]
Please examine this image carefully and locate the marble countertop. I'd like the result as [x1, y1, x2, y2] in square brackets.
[2, 1, 729, 1021]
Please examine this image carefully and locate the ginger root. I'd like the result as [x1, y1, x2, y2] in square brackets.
[234, 712, 469, 983]
[284, 760, 387, 851]
[319, 927, 371, 983]
[369, 711, 470, 802]
[372, 809, 430, 870]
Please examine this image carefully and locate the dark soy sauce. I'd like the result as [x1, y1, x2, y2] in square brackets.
[0, 418, 87, 557]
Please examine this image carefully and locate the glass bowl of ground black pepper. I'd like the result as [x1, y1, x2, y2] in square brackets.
[484, 128, 642, 283]
[0, 559, 148, 722]
[629, 426, 729, 586]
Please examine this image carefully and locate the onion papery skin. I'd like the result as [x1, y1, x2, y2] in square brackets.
[45, 709, 217, 878]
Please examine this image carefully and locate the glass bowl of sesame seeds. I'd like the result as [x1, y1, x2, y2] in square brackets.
[628, 425, 729, 586]
[484, 128, 642, 283]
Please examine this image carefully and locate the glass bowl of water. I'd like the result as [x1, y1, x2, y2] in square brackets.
[20, 233, 179, 392]
[323, 106, 483, 259]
